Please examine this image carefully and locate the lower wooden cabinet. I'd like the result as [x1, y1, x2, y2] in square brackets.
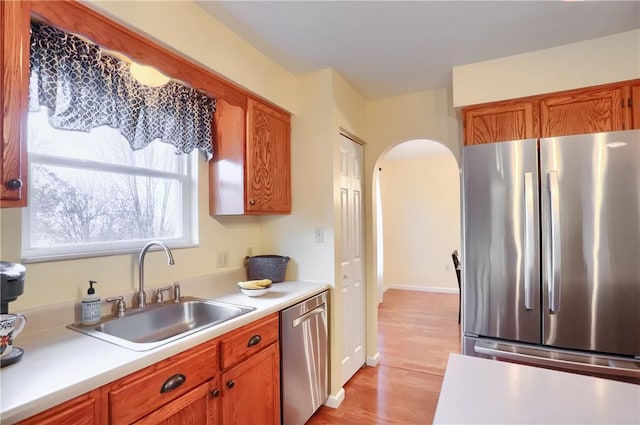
[107, 340, 218, 425]
[16, 390, 101, 425]
[17, 316, 281, 425]
[133, 379, 220, 425]
[221, 342, 280, 425]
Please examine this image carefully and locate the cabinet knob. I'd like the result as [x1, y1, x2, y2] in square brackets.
[5, 179, 22, 191]
[226, 380, 235, 389]
[249, 199, 256, 206]
[211, 389, 220, 397]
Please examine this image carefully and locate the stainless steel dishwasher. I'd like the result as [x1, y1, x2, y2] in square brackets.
[281, 291, 328, 425]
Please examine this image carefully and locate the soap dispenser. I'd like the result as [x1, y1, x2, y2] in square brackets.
[81, 280, 101, 325]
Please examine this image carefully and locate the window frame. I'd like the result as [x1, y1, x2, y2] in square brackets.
[21, 137, 199, 263]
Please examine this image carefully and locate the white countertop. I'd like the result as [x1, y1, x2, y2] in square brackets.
[0, 278, 329, 424]
[434, 353, 640, 424]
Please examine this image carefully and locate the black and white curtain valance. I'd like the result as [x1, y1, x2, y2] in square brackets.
[29, 22, 216, 159]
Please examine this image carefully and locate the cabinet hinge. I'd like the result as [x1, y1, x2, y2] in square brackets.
[621, 98, 625, 108]
[629, 97, 633, 108]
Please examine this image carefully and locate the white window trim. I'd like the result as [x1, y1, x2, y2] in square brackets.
[22, 149, 199, 263]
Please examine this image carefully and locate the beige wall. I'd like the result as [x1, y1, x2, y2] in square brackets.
[2, 0, 301, 311]
[379, 154, 460, 290]
[1, 158, 262, 311]
[362, 87, 461, 380]
[262, 68, 369, 398]
[88, 0, 298, 113]
[453, 29, 640, 107]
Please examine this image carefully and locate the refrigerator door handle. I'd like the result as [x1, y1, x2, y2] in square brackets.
[473, 342, 640, 379]
[523, 172, 535, 310]
[548, 171, 561, 313]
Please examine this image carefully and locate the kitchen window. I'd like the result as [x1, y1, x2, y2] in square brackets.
[21, 22, 217, 262]
[21, 108, 198, 262]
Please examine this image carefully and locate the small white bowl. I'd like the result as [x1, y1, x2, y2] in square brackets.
[238, 285, 270, 297]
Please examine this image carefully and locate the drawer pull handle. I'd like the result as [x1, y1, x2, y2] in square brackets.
[211, 389, 221, 397]
[248, 334, 262, 347]
[160, 374, 186, 393]
[227, 380, 235, 389]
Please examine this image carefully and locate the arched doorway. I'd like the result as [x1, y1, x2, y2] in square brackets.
[373, 139, 460, 304]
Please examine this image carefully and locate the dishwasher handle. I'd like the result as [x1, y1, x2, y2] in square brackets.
[292, 305, 326, 328]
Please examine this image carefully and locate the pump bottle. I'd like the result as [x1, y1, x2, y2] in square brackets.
[81, 280, 101, 325]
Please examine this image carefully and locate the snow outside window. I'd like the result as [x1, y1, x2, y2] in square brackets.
[22, 108, 198, 262]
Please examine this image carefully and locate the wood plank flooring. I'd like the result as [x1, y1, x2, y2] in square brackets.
[307, 289, 461, 425]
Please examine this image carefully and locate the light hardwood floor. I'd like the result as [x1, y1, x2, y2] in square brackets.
[307, 289, 461, 425]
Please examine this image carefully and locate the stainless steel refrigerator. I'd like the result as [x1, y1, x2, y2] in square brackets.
[462, 130, 640, 379]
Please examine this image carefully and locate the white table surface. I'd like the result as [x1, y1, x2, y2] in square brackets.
[0, 278, 328, 424]
[434, 353, 640, 424]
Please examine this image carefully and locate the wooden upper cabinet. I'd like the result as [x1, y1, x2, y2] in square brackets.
[1, 0, 30, 208]
[463, 101, 539, 145]
[209, 98, 291, 215]
[209, 98, 247, 215]
[540, 86, 625, 137]
[462, 80, 640, 145]
[245, 98, 291, 214]
[630, 84, 640, 130]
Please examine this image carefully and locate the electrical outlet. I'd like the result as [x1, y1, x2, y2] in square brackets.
[216, 250, 229, 268]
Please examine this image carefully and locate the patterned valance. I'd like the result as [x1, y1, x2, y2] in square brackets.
[29, 22, 216, 159]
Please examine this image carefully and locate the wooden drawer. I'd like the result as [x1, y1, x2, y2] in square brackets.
[107, 340, 218, 425]
[220, 313, 279, 370]
[17, 389, 101, 425]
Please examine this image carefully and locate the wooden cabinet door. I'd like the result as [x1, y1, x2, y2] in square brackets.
[221, 342, 280, 425]
[540, 87, 625, 137]
[133, 380, 221, 425]
[630, 84, 640, 130]
[16, 390, 101, 425]
[463, 101, 539, 145]
[108, 340, 218, 425]
[0, 0, 30, 207]
[245, 98, 291, 214]
[209, 98, 247, 215]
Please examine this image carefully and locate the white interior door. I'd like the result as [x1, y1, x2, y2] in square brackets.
[339, 134, 366, 386]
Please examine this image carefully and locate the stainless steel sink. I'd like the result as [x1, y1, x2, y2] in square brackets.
[68, 297, 255, 351]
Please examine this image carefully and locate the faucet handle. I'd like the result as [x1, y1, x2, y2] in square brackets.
[173, 281, 181, 303]
[155, 286, 172, 303]
[106, 296, 126, 317]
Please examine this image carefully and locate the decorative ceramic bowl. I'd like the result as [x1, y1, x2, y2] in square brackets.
[237, 284, 271, 297]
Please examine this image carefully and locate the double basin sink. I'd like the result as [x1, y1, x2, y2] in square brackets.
[68, 297, 255, 351]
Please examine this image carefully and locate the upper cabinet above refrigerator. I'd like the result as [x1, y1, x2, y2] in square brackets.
[463, 79, 640, 146]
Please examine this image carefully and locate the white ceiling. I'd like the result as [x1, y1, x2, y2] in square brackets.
[195, 1, 640, 100]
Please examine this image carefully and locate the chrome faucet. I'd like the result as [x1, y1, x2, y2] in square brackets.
[137, 241, 175, 308]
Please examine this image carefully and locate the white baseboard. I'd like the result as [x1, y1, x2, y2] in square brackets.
[386, 284, 459, 294]
[324, 387, 345, 409]
[366, 352, 381, 366]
